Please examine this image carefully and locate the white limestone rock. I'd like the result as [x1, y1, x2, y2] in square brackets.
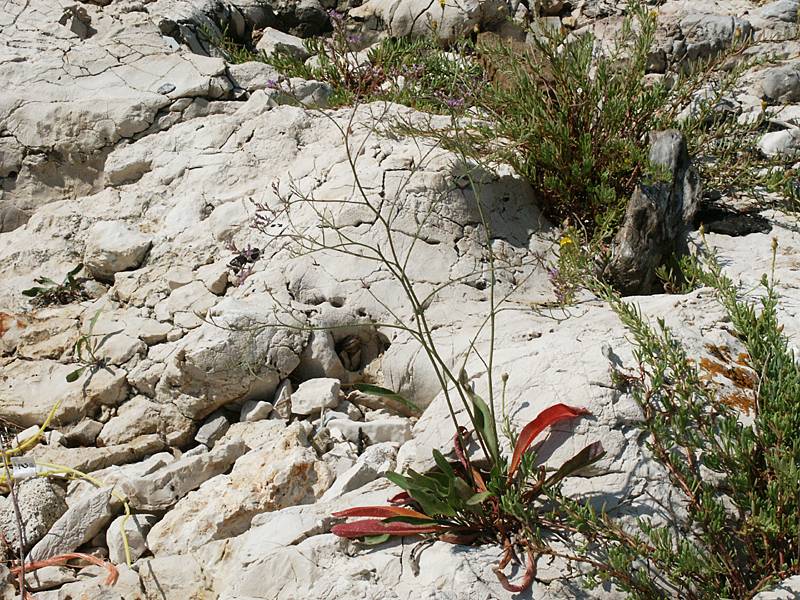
[268, 78, 333, 108]
[679, 14, 753, 60]
[146, 423, 332, 555]
[0, 479, 67, 552]
[156, 298, 307, 420]
[55, 565, 144, 599]
[228, 61, 282, 93]
[753, 576, 800, 599]
[153, 280, 217, 329]
[97, 396, 162, 447]
[761, 63, 800, 104]
[320, 442, 397, 501]
[63, 418, 103, 446]
[0, 359, 128, 428]
[30, 434, 165, 474]
[256, 28, 310, 61]
[272, 379, 294, 419]
[16, 310, 80, 361]
[194, 410, 231, 447]
[24, 566, 76, 592]
[83, 221, 152, 282]
[125, 439, 246, 511]
[755, 0, 798, 23]
[196, 261, 230, 295]
[759, 128, 800, 157]
[291, 378, 341, 416]
[329, 416, 413, 445]
[240, 399, 274, 422]
[351, 0, 508, 42]
[106, 513, 159, 565]
[67, 452, 174, 504]
[27, 487, 114, 562]
[138, 554, 210, 600]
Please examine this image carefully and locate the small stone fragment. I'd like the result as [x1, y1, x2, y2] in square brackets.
[272, 379, 293, 419]
[194, 411, 231, 447]
[290, 378, 341, 416]
[240, 399, 274, 422]
[106, 513, 159, 564]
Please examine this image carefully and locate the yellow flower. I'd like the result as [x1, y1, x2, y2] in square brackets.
[438, 0, 446, 8]
[559, 236, 574, 247]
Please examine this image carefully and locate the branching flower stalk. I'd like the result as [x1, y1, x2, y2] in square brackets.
[249, 99, 604, 591]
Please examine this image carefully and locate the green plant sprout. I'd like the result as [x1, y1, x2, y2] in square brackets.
[22, 264, 88, 308]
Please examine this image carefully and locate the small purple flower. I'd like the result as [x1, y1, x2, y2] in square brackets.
[347, 34, 363, 46]
[327, 9, 345, 24]
[265, 79, 279, 90]
[445, 97, 465, 109]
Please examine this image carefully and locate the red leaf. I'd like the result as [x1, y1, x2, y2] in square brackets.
[494, 547, 536, 592]
[388, 492, 413, 506]
[11, 552, 119, 586]
[507, 404, 591, 480]
[331, 519, 446, 538]
[453, 427, 487, 491]
[439, 532, 479, 545]
[332, 506, 433, 520]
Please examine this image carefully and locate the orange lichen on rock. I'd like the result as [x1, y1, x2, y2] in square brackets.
[699, 345, 758, 413]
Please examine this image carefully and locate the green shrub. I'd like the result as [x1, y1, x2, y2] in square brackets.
[557, 245, 800, 598]
[410, 5, 798, 243]
[204, 5, 798, 237]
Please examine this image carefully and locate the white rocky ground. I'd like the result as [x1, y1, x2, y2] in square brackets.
[1, 0, 800, 598]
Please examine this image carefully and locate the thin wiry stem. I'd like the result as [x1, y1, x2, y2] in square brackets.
[0, 437, 27, 597]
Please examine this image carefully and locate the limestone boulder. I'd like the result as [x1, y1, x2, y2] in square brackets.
[761, 63, 800, 104]
[83, 221, 152, 282]
[290, 378, 341, 416]
[605, 130, 701, 295]
[146, 422, 332, 555]
[54, 565, 145, 599]
[27, 487, 114, 562]
[351, 0, 508, 42]
[125, 439, 246, 511]
[106, 513, 159, 564]
[0, 479, 66, 552]
[156, 297, 307, 420]
[256, 28, 310, 61]
[758, 127, 800, 157]
[0, 359, 128, 428]
[679, 14, 753, 60]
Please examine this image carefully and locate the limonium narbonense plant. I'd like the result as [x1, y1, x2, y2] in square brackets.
[332, 398, 604, 592]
